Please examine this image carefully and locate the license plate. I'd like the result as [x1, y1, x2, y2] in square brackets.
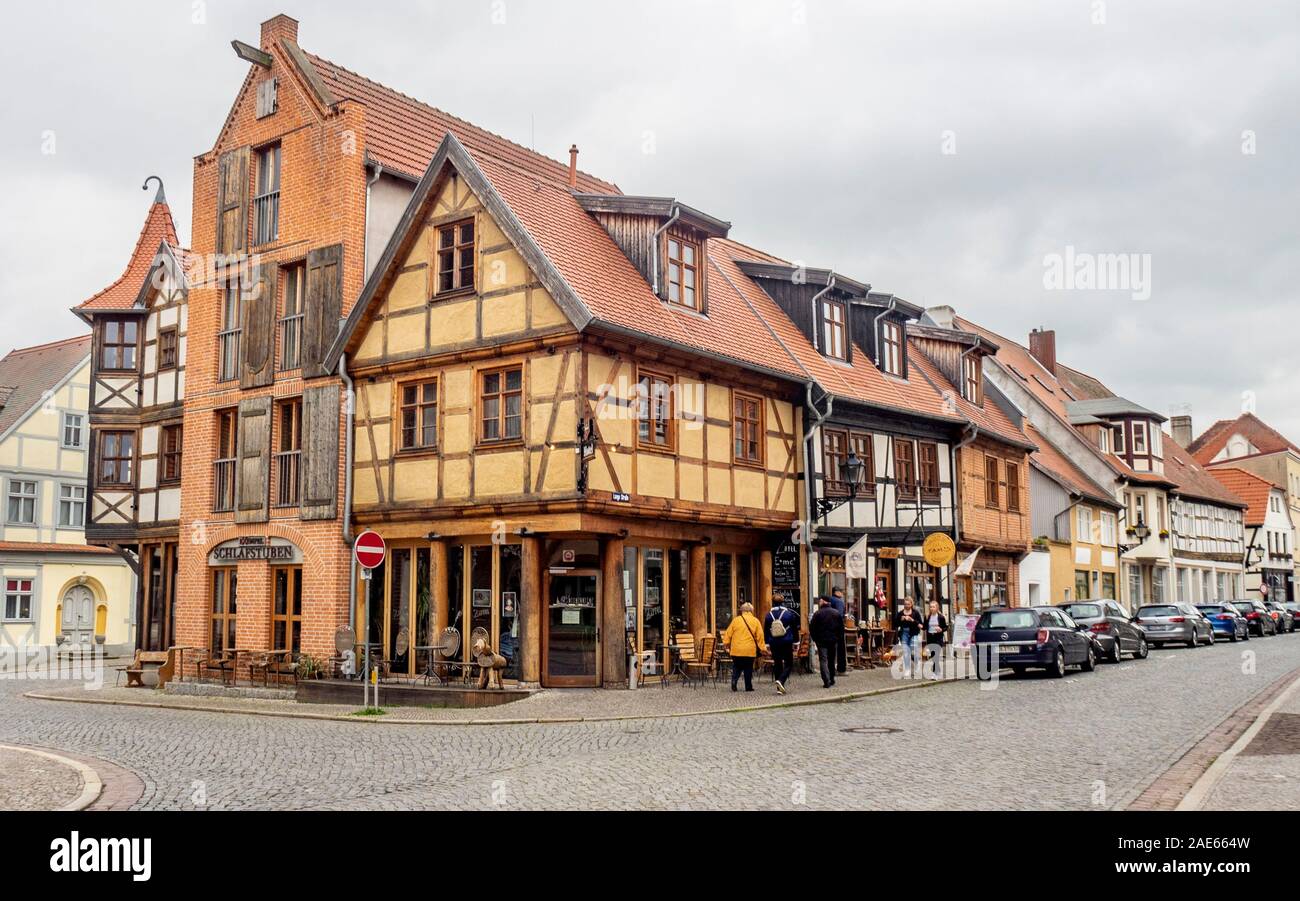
[1146, 624, 1169, 630]
[998, 644, 1026, 653]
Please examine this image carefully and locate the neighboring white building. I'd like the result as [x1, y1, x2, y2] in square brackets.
[1208, 467, 1295, 604]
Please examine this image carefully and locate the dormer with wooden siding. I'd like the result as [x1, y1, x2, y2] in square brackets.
[735, 262, 870, 366]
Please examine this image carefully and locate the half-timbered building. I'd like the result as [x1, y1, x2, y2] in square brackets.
[72, 185, 187, 651]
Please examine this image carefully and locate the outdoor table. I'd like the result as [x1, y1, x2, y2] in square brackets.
[414, 645, 438, 684]
[171, 645, 194, 683]
[665, 644, 690, 686]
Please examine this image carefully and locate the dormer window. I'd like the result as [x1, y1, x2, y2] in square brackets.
[1114, 425, 1126, 455]
[1098, 428, 1110, 454]
[822, 298, 847, 360]
[667, 236, 699, 310]
[1132, 421, 1148, 454]
[962, 354, 982, 404]
[437, 219, 476, 295]
[880, 319, 902, 375]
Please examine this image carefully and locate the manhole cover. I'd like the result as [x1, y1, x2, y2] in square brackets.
[840, 726, 902, 735]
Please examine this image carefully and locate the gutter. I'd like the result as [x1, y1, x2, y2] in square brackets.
[951, 423, 980, 552]
[872, 294, 899, 365]
[363, 160, 384, 276]
[803, 382, 834, 608]
[650, 205, 682, 296]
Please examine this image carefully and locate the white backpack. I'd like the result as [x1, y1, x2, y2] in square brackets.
[769, 607, 788, 638]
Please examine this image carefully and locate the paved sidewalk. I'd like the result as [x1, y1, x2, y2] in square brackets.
[26, 658, 962, 724]
[0, 745, 88, 810]
[1195, 670, 1300, 810]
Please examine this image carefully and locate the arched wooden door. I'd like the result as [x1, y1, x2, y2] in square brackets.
[61, 585, 95, 645]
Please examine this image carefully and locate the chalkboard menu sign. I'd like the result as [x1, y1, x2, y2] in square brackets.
[772, 541, 801, 615]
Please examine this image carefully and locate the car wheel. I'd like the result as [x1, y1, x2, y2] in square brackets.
[1186, 634, 1198, 649]
[1229, 628, 1238, 643]
[1081, 645, 1097, 672]
[1135, 638, 1149, 659]
[1242, 628, 1250, 641]
[1109, 639, 1124, 663]
[1048, 647, 1067, 678]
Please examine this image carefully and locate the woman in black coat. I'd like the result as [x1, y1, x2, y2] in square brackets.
[923, 599, 949, 678]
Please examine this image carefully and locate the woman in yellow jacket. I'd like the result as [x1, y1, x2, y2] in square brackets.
[723, 602, 767, 692]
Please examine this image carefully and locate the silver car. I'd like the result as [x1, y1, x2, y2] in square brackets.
[1133, 603, 1214, 648]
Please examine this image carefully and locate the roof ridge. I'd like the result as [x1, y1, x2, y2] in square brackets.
[2, 334, 92, 359]
[305, 50, 616, 192]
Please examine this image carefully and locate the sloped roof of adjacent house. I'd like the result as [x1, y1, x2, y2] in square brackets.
[1163, 435, 1248, 508]
[1206, 467, 1281, 525]
[303, 52, 619, 195]
[0, 335, 91, 437]
[907, 339, 1035, 450]
[1024, 422, 1119, 508]
[0, 541, 115, 557]
[332, 134, 968, 427]
[1188, 412, 1300, 465]
[954, 315, 1174, 487]
[73, 197, 180, 313]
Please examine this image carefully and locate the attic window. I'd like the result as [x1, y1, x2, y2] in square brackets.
[822, 298, 847, 361]
[880, 319, 902, 375]
[100, 318, 139, 372]
[666, 236, 699, 310]
[962, 354, 982, 404]
[436, 219, 476, 295]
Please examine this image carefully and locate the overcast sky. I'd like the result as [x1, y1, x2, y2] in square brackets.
[2, 0, 1296, 442]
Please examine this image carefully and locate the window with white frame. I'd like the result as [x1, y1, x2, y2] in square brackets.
[6, 480, 36, 524]
[1134, 493, 1147, 528]
[1132, 420, 1148, 454]
[61, 412, 84, 449]
[58, 484, 86, 528]
[1101, 511, 1117, 547]
[1098, 428, 1109, 454]
[3, 578, 33, 621]
[1077, 506, 1094, 542]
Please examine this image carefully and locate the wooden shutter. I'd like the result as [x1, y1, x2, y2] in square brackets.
[300, 383, 340, 521]
[235, 396, 272, 523]
[301, 244, 343, 378]
[240, 262, 278, 388]
[216, 147, 251, 257]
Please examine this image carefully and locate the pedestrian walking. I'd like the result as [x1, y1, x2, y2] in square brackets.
[809, 597, 845, 688]
[896, 596, 924, 678]
[923, 599, 949, 679]
[765, 595, 798, 694]
[828, 586, 849, 675]
[722, 602, 767, 692]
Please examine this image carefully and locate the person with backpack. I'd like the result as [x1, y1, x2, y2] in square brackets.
[809, 597, 845, 688]
[765, 595, 798, 694]
[722, 602, 767, 692]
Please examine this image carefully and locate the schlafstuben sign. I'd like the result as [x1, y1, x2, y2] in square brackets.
[207, 536, 302, 565]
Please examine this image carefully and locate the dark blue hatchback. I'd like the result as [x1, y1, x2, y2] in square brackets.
[973, 606, 1097, 679]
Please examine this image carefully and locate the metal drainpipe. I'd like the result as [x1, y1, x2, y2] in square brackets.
[952, 423, 980, 556]
[363, 161, 383, 276]
[810, 275, 837, 352]
[802, 382, 834, 608]
[650, 205, 681, 296]
[872, 295, 898, 364]
[340, 353, 357, 638]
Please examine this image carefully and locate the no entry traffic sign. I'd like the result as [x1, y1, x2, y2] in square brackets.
[354, 530, 386, 570]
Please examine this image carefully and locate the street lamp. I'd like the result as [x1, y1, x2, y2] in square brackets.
[1132, 519, 1151, 543]
[843, 451, 866, 498]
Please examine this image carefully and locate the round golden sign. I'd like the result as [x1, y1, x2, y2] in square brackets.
[923, 533, 957, 568]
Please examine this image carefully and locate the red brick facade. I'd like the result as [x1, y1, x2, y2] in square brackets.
[176, 15, 365, 664]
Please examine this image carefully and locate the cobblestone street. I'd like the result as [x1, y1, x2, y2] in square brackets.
[2, 637, 1298, 810]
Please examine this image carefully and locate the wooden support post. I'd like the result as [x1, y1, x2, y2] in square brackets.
[689, 543, 708, 638]
[757, 549, 774, 622]
[431, 540, 450, 636]
[601, 537, 626, 688]
[520, 536, 542, 686]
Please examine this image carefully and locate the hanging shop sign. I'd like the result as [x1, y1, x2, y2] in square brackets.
[877, 547, 903, 560]
[208, 536, 302, 565]
[923, 533, 957, 568]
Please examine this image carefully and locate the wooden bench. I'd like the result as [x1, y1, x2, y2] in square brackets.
[115, 648, 177, 688]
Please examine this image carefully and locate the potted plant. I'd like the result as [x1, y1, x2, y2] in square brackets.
[296, 654, 323, 681]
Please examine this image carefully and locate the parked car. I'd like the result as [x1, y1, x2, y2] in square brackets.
[1284, 603, 1300, 631]
[1132, 603, 1214, 648]
[973, 606, 1097, 679]
[1058, 599, 1149, 662]
[1195, 603, 1250, 642]
[1230, 599, 1278, 636]
[1264, 601, 1295, 634]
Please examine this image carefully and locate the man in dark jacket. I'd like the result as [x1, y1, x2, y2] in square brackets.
[827, 587, 849, 674]
[809, 598, 845, 688]
[764, 596, 798, 694]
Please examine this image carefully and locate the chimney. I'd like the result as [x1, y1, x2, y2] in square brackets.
[1170, 415, 1193, 448]
[567, 145, 579, 189]
[925, 305, 957, 330]
[261, 14, 299, 50]
[1029, 328, 1057, 375]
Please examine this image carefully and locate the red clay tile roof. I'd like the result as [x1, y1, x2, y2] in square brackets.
[0, 335, 91, 436]
[1187, 412, 1300, 465]
[74, 200, 179, 312]
[305, 52, 619, 195]
[471, 150, 963, 421]
[1163, 434, 1247, 508]
[1024, 422, 1119, 507]
[1205, 467, 1279, 525]
[0, 541, 115, 556]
